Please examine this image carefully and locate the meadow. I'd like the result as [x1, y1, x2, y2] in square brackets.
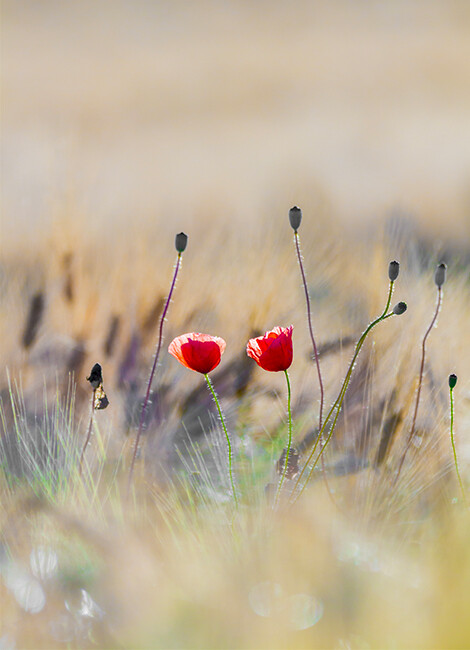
[1, 2, 470, 648]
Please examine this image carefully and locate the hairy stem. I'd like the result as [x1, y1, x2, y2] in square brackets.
[294, 232, 324, 428]
[275, 370, 293, 505]
[393, 287, 441, 486]
[294, 230, 340, 507]
[449, 386, 468, 507]
[128, 253, 182, 494]
[291, 281, 395, 504]
[204, 373, 238, 507]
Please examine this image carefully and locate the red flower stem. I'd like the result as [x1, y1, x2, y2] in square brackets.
[79, 388, 96, 478]
[291, 281, 395, 504]
[449, 384, 468, 507]
[274, 370, 293, 505]
[127, 252, 182, 495]
[204, 374, 238, 507]
[294, 231, 324, 429]
[393, 287, 442, 487]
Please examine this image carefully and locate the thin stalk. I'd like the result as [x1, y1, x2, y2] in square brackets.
[294, 230, 339, 507]
[291, 281, 395, 504]
[294, 231, 324, 428]
[449, 385, 468, 507]
[79, 389, 96, 478]
[275, 370, 293, 505]
[393, 287, 442, 486]
[204, 374, 238, 507]
[127, 252, 182, 494]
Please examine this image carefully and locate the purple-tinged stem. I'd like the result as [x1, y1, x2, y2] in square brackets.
[127, 252, 182, 494]
[294, 232, 325, 429]
[393, 287, 442, 486]
[293, 230, 340, 505]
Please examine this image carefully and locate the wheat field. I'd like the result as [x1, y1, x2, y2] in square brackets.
[1, 2, 470, 648]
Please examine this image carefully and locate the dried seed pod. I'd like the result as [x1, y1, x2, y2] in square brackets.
[93, 384, 109, 410]
[87, 363, 103, 389]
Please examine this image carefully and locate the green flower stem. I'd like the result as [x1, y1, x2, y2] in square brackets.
[450, 385, 468, 508]
[291, 281, 395, 504]
[275, 370, 293, 505]
[204, 373, 238, 507]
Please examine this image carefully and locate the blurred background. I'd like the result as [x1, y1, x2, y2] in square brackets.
[2, 0, 470, 245]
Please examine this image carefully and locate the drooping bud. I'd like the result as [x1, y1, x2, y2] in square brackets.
[392, 301, 407, 315]
[289, 206, 302, 232]
[87, 363, 103, 389]
[388, 260, 400, 282]
[449, 373, 457, 389]
[175, 232, 188, 253]
[434, 262, 447, 288]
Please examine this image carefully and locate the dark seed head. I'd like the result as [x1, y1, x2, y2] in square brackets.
[289, 206, 302, 232]
[434, 262, 447, 288]
[87, 363, 103, 389]
[388, 260, 400, 282]
[392, 301, 407, 315]
[449, 373, 457, 389]
[175, 232, 188, 253]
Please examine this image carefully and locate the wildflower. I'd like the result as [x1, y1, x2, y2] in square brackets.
[246, 326, 293, 372]
[168, 331, 237, 504]
[169, 333, 226, 374]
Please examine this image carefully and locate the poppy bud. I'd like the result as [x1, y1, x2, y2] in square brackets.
[449, 373, 457, 389]
[289, 206, 302, 232]
[175, 232, 188, 253]
[434, 262, 447, 288]
[388, 261, 400, 281]
[392, 301, 407, 315]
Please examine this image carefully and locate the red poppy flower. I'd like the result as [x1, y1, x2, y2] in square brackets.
[168, 333, 226, 374]
[246, 326, 293, 372]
